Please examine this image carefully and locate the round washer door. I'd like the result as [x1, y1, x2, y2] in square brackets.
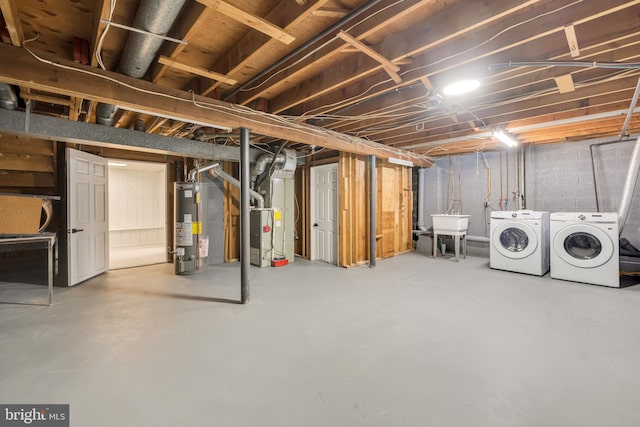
[492, 221, 539, 259]
[552, 224, 614, 268]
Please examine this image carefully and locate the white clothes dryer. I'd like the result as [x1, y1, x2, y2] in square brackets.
[550, 212, 619, 287]
[490, 210, 550, 276]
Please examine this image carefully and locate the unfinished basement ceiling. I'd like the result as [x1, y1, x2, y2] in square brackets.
[1, 0, 640, 161]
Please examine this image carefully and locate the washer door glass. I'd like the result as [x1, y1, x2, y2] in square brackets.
[500, 228, 529, 252]
[491, 220, 538, 259]
[552, 223, 614, 268]
[564, 232, 602, 260]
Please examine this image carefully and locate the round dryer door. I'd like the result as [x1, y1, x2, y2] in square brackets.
[492, 221, 538, 259]
[552, 224, 615, 268]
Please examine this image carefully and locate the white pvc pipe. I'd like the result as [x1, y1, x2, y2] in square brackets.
[618, 136, 640, 235]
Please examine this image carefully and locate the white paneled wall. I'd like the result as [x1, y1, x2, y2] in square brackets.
[108, 161, 166, 248]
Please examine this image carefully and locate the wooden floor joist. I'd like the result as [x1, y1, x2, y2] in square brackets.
[0, 43, 429, 166]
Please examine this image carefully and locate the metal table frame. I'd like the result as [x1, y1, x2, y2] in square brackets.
[0, 233, 57, 306]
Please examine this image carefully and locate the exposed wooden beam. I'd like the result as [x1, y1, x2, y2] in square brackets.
[89, 0, 113, 67]
[236, 0, 432, 106]
[69, 97, 83, 121]
[0, 43, 428, 166]
[0, 0, 23, 46]
[312, 7, 349, 18]
[21, 93, 73, 107]
[195, 0, 295, 45]
[151, 3, 211, 83]
[336, 31, 402, 84]
[200, 0, 332, 96]
[271, 0, 635, 116]
[158, 56, 238, 85]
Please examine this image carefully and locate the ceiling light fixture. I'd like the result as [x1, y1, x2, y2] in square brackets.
[492, 129, 519, 147]
[442, 79, 480, 96]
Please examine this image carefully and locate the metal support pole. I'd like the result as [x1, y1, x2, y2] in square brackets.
[369, 155, 376, 267]
[240, 128, 251, 303]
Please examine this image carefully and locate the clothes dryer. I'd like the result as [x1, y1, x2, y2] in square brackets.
[550, 212, 619, 287]
[490, 210, 550, 276]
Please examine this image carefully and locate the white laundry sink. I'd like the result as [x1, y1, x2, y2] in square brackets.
[431, 214, 470, 233]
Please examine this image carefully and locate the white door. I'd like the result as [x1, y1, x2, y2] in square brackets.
[67, 148, 109, 286]
[310, 163, 338, 264]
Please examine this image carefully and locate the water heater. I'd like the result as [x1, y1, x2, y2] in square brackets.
[174, 182, 209, 274]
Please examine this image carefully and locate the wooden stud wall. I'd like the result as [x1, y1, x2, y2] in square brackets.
[0, 134, 56, 191]
[339, 152, 413, 267]
[223, 162, 240, 262]
[294, 164, 310, 259]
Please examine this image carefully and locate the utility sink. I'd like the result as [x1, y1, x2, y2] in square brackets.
[431, 214, 470, 233]
[430, 214, 471, 261]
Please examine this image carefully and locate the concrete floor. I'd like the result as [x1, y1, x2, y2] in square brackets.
[109, 243, 167, 270]
[1, 253, 640, 427]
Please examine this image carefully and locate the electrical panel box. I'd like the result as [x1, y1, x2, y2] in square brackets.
[250, 209, 272, 267]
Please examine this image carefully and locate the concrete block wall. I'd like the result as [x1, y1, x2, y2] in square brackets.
[419, 138, 640, 257]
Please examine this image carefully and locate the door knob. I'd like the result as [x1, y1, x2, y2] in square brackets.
[313, 223, 319, 227]
[69, 228, 84, 233]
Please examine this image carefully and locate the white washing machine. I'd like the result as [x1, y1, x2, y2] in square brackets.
[550, 212, 619, 287]
[490, 210, 550, 276]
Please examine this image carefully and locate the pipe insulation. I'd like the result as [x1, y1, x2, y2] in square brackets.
[97, 0, 186, 125]
[618, 136, 640, 236]
[118, 0, 187, 78]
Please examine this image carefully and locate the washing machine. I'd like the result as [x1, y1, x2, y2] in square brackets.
[490, 210, 550, 276]
[550, 212, 619, 287]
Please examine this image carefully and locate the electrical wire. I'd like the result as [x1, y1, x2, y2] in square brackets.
[238, 0, 407, 94]
[21, 35, 432, 164]
[95, 0, 117, 70]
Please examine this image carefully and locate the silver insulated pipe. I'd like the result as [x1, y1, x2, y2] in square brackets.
[618, 136, 640, 235]
[118, 0, 187, 78]
[97, 0, 186, 125]
[0, 83, 17, 110]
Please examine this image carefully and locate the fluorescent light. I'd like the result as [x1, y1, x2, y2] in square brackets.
[442, 79, 480, 96]
[108, 162, 128, 167]
[116, 105, 232, 132]
[388, 157, 414, 167]
[492, 129, 519, 147]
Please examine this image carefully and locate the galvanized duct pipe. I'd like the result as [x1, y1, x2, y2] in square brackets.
[97, 0, 187, 125]
[208, 166, 265, 208]
[0, 83, 18, 110]
[618, 136, 640, 235]
[251, 153, 286, 186]
[119, 0, 187, 78]
[96, 103, 118, 126]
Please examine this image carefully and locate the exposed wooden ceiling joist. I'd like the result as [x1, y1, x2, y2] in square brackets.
[195, 0, 295, 45]
[0, 43, 430, 166]
[0, 0, 23, 46]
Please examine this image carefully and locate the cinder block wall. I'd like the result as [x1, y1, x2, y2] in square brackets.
[420, 139, 640, 257]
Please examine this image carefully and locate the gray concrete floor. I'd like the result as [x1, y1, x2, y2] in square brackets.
[1, 253, 640, 427]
